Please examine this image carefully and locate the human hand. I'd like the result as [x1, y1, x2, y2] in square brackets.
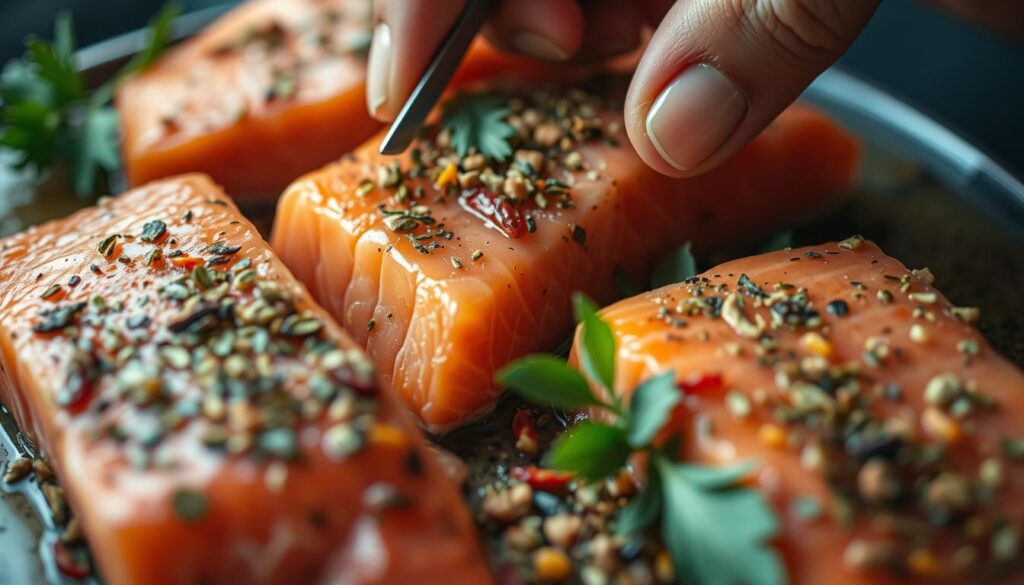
[366, 0, 1022, 178]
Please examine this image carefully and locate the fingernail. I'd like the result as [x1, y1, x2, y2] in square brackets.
[512, 31, 570, 61]
[366, 22, 393, 119]
[645, 64, 748, 171]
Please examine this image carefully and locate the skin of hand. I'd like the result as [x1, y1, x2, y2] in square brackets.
[367, 0, 1020, 178]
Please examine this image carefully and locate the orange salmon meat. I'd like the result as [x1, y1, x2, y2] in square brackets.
[117, 0, 552, 198]
[271, 84, 859, 432]
[582, 239, 1024, 584]
[0, 174, 493, 585]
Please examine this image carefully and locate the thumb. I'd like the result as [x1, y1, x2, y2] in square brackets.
[625, 0, 879, 177]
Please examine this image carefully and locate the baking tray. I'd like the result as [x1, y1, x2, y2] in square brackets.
[1, 7, 1023, 584]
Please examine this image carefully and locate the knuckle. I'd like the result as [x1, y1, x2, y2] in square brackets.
[727, 0, 857, 70]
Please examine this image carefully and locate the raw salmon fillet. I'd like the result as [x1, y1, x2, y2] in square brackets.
[585, 239, 1024, 584]
[117, 0, 549, 198]
[0, 175, 492, 585]
[271, 85, 859, 432]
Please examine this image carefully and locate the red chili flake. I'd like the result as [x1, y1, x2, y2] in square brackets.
[53, 540, 91, 579]
[59, 379, 94, 415]
[458, 188, 528, 239]
[511, 466, 572, 492]
[677, 372, 723, 395]
[58, 360, 96, 414]
[170, 255, 204, 270]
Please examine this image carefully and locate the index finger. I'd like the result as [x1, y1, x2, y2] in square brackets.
[368, 0, 467, 121]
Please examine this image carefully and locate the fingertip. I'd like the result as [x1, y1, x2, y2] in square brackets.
[625, 0, 877, 178]
[576, 0, 645, 61]
[628, 64, 751, 178]
[643, 64, 749, 173]
[368, 0, 466, 121]
[366, 21, 394, 121]
[484, 0, 584, 61]
[510, 31, 572, 61]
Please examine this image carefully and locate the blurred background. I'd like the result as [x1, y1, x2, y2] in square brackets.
[1, 0, 1023, 174]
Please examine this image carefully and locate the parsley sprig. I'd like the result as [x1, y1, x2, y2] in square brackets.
[651, 241, 697, 289]
[440, 93, 516, 161]
[0, 4, 180, 196]
[615, 242, 697, 297]
[496, 293, 785, 585]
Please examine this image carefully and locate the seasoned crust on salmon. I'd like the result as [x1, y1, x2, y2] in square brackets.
[0, 174, 492, 585]
[271, 84, 859, 432]
[116, 0, 564, 198]
[117, 0, 379, 197]
[582, 239, 1024, 584]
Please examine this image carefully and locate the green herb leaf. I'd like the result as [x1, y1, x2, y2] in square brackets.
[52, 12, 76, 60]
[674, 460, 757, 488]
[790, 496, 823, 521]
[0, 100, 58, 169]
[119, 3, 182, 79]
[571, 293, 599, 322]
[551, 333, 574, 358]
[651, 242, 697, 289]
[440, 94, 516, 161]
[67, 103, 119, 195]
[545, 422, 631, 481]
[0, 5, 177, 196]
[496, 355, 603, 411]
[616, 464, 662, 535]
[627, 370, 680, 448]
[0, 60, 52, 105]
[657, 456, 784, 585]
[758, 230, 793, 253]
[171, 487, 208, 522]
[26, 13, 83, 107]
[1001, 438, 1024, 459]
[613, 264, 641, 297]
[572, 293, 616, 392]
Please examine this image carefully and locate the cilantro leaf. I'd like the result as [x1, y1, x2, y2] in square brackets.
[0, 60, 52, 105]
[674, 460, 758, 489]
[627, 370, 680, 448]
[499, 302, 785, 585]
[613, 265, 641, 297]
[52, 11, 76, 58]
[119, 3, 182, 79]
[496, 355, 603, 411]
[551, 333, 574, 358]
[616, 464, 662, 535]
[25, 13, 82, 107]
[571, 293, 600, 323]
[0, 6, 177, 196]
[0, 100, 58, 169]
[758, 230, 794, 253]
[66, 104, 119, 195]
[651, 242, 697, 289]
[544, 422, 631, 481]
[657, 456, 785, 585]
[440, 94, 516, 161]
[572, 293, 616, 393]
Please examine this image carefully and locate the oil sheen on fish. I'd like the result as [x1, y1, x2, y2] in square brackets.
[582, 239, 1024, 584]
[117, 0, 548, 198]
[271, 86, 860, 432]
[0, 175, 492, 585]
